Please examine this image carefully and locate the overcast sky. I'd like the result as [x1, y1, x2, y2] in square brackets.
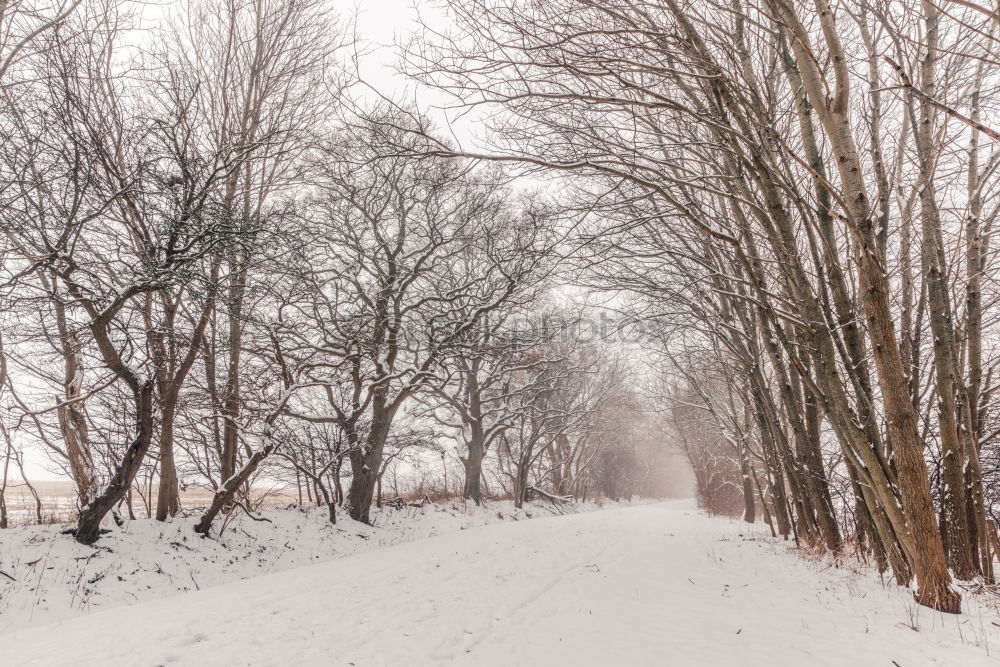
[20, 0, 450, 481]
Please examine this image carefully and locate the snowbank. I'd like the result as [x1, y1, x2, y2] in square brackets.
[0, 497, 633, 634]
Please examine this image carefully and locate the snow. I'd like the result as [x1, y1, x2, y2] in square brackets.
[2, 500, 998, 665]
[0, 498, 617, 633]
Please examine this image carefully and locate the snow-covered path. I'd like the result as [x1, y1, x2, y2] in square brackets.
[3, 501, 997, 666]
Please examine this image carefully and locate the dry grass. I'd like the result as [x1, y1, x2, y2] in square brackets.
[1, 480, 297, 527]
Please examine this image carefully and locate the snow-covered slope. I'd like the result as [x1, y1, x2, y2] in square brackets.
[2, 500, 997, 666]
[0, 498, 616, 633]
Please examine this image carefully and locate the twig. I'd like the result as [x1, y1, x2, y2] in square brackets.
[234, 500, 272, 523]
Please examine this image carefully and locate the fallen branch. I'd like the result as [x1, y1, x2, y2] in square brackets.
[385, 494, 432, 510]
[527, 487, 573, 504]
[234, 500, 272, 523]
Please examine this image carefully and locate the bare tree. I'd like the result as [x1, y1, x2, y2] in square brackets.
[402, 0, 1000, 611]
[153, 0, 343, 518]
[270, 114, 553, 523]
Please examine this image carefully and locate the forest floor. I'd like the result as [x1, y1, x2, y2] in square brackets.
[2, 500, 999, 665]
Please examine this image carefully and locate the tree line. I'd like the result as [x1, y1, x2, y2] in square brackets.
[399, 0, 1000, 614]
[0, 0, 670, 547]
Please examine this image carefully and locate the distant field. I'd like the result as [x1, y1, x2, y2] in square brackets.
[1, 480, 297, 526]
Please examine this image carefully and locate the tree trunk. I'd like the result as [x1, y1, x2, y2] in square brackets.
[513, 454, 530, 510]
[155, 394, 180, 521]
[738, 438, 755, 524]
[75, 381, 155, 544]
[463, 435, 485, 505]
[221, 260, 248, 486]
[194, 424, 276, 535]
[965, 59, 994, 584]
[332, 460, 344, 505]
[51, 296, 98, 506]
[910, 0, 975, 580]
[345, 412, 392, 524]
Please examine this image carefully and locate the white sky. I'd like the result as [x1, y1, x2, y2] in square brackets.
[353, 0, 481, 146]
